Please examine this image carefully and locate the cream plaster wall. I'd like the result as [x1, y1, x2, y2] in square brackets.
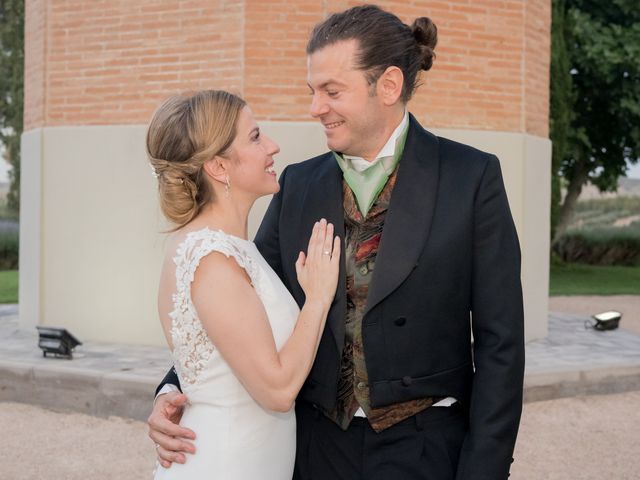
[20, 121, 550, 345]
[433, 128, 551, 341]
[19, 129, 43, 331]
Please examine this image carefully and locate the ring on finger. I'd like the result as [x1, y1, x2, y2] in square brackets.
[322, 251, 331, 256]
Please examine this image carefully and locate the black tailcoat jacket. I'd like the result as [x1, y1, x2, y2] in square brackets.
[254, 114, 525, 480]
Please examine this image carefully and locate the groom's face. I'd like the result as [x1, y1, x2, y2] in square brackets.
[307, 39, 389, 160]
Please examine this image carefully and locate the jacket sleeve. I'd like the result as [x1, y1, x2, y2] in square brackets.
[456, 155, 525, 480]
[254, 166, 289, 281]
[155, 366, 181, 396]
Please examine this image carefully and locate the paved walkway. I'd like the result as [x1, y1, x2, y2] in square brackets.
[2, 304, 640, 420]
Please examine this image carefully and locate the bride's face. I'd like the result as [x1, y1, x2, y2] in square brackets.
[225, 106, 280, 198]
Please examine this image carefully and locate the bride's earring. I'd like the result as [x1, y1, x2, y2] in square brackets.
[225, 175, 231, 197]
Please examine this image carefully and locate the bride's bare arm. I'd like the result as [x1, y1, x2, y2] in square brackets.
[191, 219, 340, 412]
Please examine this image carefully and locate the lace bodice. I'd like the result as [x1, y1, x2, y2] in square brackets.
[168, 228, 261, 386]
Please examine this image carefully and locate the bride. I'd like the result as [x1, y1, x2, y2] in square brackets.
[147, 90, 340, 479]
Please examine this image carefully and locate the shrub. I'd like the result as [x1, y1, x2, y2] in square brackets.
[553, 221, 640, 266]
[0, 227, 19, 270]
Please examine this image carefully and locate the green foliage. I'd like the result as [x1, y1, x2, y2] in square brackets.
[564, 0, 640, 190]
[553, 222, 640, 266]
[0, 269, 18, 303]
[0, 0, 25, 215]
[550, 0, 640, 239]
[0, 225, 18, 270]
[550, 263, 640, 295]
[0, 198, 18, 220]
[550, 0, 574, 239]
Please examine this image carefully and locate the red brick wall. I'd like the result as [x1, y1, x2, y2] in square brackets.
[525, 0, 551, 136]
[26, 0, 244, 128]
[24, 0, 550, 137]
[24, 0, 46, 130]
[410, 1, 526, 133]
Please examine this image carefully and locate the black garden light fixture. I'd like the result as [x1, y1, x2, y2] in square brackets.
[587, 311, 622, 331]
[36, 326, 82, 359]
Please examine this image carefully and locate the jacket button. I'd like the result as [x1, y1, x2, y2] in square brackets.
[394, 316, 407, 326]
[401, 376, 412, 386]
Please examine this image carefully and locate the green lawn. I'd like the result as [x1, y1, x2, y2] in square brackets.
[1, 264, 637, 301]
[0, 270, 18, 303]
[550, 263, 640, 296]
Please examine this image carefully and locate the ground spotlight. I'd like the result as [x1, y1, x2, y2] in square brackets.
[36, 326, 82, 359]
[587, 311, 622, 331]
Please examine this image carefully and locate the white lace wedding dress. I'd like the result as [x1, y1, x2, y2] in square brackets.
[154, 228, 299, 480]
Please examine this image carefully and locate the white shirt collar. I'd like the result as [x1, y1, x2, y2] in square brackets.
[343, 111, 409, 173]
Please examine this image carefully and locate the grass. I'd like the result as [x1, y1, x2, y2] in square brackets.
[550, 263, 640, 296]
[0, 270, 18, 303]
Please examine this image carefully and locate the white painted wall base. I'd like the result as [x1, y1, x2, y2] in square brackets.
[19, 129, 43, 332]
[433, 128, 551, 341]
[20, 121, 550, 346]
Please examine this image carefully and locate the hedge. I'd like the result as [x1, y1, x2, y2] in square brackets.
[553, 222, 640, 266]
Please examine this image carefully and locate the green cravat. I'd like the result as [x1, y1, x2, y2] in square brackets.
[334, 121, 409, 217]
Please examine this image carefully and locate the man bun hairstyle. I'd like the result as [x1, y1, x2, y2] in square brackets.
[411, 16, 438, 71]
[307, 4, 437, 103]
[146, 90, 246, 230]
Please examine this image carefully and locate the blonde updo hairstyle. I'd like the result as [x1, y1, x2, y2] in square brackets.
[146, 90, 246, 230]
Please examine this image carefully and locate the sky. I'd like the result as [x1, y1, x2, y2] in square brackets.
[627, 161, 640, 179]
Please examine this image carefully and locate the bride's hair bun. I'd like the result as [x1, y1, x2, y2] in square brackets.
[411, 17, 438, 72]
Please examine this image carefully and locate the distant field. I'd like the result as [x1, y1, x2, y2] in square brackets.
[569, 196, 640, 231]
[578, 177, 640, 200]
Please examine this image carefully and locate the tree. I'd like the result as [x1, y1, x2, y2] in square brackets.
[549, 0, 574, 241]
[0, 0, 24, 216]
[551, 0, 640, 242]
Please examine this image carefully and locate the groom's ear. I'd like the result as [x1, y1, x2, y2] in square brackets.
[377, 66, 404, 106]
[203, 157, 228, 184]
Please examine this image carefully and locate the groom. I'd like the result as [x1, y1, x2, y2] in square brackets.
[149, 5, 524, 480]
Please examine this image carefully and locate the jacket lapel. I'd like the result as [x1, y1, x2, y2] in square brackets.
[299, 154, 347, 350]
[364, 116, 441, 316]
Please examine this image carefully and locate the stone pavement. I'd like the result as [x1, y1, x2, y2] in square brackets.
[524, 311, 640, 401]
[1, 304, 640, 421]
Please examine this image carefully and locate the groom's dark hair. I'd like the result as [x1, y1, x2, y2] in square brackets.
[306, 4, 438, 102]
